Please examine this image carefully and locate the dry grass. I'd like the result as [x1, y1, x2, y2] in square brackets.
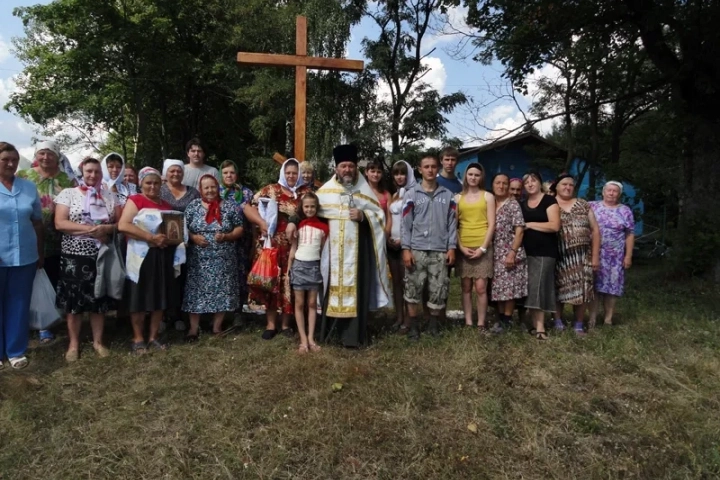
[1, 265, 720, 479]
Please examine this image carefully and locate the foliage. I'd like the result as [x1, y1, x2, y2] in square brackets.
[7, 0, 364, 172]
[360, 0, 468, 163]
[459, 0, 720, 277]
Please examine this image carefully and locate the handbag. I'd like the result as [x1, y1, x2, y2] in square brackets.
[95, 229, 127, 300]
[29, 269, 61, 330]
[247, 237, 279, 293]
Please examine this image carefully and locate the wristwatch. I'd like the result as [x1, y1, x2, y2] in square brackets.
[479, 247, 488, 254]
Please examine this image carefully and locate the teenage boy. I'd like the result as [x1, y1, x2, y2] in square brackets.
[436, 146, 462, 194]
[182, 137, 220, 190]
[401, 155, 458, 340]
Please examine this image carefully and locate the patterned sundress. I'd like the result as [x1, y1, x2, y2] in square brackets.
[248, 183, 310, 315]
[556, 199, 594, 304]
[491, 198, 528, 301]
[590, 201, 635, 296]
[182, 199, 243, 313]
[220, 184, 255, 307]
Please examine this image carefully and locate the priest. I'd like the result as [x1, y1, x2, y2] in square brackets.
[317, 144, 392, 347]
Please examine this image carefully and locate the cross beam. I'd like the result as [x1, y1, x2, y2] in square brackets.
[237, 16, 364, 162]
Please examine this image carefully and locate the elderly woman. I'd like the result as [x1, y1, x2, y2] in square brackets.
[520, 171, 561, 340]
[55, 158, 121, 361]
[244, 159, 309, 340]
[589, 181, 635, 326]
[118, 167, 181, 353]
[490, 173, 527, 327]
[0, 142, 43, 369]
[300, 161, 318, 192]
[553, 174, 600, 335]
[159, 159, 200, 331]
[160, 159, 200, 211]
[17, 141, 77, 344]
[219, 160, 254, 318]
[182, 175, 244, 340]
[101, 153, 137, 206]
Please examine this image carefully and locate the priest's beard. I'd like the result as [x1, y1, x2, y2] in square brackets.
[340, 171, 357, 187]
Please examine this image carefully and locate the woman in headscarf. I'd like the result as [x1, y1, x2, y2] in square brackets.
[387, 160, 416, 333]
[101, 152, 137, 206]
[160, 159, 200, 212]
[159, 159, 200, 331]
[118, 167, 183, 354]
[589, 181, 635, 327]
[55, 157, 121, 361]
[0, 142, 43, 370]
[243, 159, 310, 340]
[182, 175, 244, 340]
[17, 141, 77, 344]
[552, 174, 600, 335]
[219, 160, 254, 317]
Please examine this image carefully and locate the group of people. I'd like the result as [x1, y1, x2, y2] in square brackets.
[0, 139, 635, 369]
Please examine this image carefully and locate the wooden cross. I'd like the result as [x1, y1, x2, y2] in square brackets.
[237, 16, 364, 163]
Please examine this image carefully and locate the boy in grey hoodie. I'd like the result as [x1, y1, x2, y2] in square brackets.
[401, 155, 458, 340]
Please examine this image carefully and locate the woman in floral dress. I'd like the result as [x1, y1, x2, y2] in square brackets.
[17, 141, 76, 344]
[553, 174, 600, 334]
[243, 159, 309, 340]
[182, 175, 244, 340]
[219, 160, 254, 317]
[490, 173, 527, 325]
[589, 181, 635, 326]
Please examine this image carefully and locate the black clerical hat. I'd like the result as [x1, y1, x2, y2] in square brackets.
[333, 144, 358, 165]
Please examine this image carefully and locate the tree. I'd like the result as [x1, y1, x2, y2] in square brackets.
[461, 0, 720, 277]
[361, 0, 468, 160]
[8, 0, 363, 174]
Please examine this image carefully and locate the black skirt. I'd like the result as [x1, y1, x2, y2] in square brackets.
[56, 253, 115, 314]
[126, 246, 180, 313]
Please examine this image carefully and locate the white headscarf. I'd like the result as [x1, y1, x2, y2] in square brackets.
[393, 160, 417, 199]
[278, 158, 305, 198]
[604, 180, 623, 194]
[101, 152, 125, 190]
[162, 159, 185, 179]
[34, 140, 79, 183]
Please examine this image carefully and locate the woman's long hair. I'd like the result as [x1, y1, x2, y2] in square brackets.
[364, 159, 389, 194]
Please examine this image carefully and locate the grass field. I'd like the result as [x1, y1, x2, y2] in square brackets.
[1, 264, 720, 479]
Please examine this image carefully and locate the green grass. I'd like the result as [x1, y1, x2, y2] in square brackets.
[1, 264, 720, 479]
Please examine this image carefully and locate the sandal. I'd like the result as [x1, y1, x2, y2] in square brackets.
[308, 343, 321, 352]
[184, 333, 199, 344]
[39, 330, 55, 345]
[397, 325, 410, 335]
[8, 356, 29, 370]
[478, 325, 490, 336]
[130, 341, 147, 355]
[65, 349, 79, 362]
[297, 344, 309, 354]
[536, 331, 548, 341]
[93, 345, 110, 358]
[148, 339, 169, 351]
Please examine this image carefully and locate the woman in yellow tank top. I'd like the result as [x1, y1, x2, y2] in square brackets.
[455, 163, 496, 332]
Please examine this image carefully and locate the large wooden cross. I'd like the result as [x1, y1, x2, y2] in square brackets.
[237, 16, 364, 163]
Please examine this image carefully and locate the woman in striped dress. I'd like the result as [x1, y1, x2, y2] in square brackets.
[553, 174, 600, 335]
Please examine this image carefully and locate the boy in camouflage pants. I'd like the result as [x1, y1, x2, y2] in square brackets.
[401, 156, 458, 340]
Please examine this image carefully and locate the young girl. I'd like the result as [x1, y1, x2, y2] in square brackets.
[288, 192, 328, 353]
[364, 160, 391, 237]
[455, 163, 496, 332]
[387, 160, 416, 333]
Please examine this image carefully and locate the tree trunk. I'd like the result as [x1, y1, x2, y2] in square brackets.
[677, 116, 720, 279]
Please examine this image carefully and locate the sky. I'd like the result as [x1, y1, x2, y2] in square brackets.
[0, 1, 556, 166]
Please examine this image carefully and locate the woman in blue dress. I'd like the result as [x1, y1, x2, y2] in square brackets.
[182, 174, 244, 340]
[219, 160, 254, 315]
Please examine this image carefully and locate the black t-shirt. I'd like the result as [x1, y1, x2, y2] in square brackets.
[521, 194, 558, 258]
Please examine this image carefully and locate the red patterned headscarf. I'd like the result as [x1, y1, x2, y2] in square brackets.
[199, 174, 222, 225]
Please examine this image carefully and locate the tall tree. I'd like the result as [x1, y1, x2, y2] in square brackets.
[461, 0, 720, 276]
[361, 0, 467, 158]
